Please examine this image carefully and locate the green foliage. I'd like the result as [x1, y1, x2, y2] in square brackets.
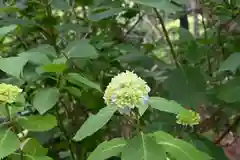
[87, 138, 126, 160]
[0, 128, 20, 159]
[148, 97, 187, 114]
[0, 0, 239, 159]
[32, 88, 60, 114]
[17, 114, 57, 132]
[21, 138, 48, 156]
[73, 106, 117, 141]
[122, 133, 166, 160]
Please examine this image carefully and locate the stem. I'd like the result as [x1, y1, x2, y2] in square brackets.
[123, 13, 144, 39]
[56, 75, 76, 160]
[5, 104, 11, 121]
[136, 113, 141, 133]
[5, 104, 24, 160]
[201, 13, 212, 76]
[55, 106, 76, 160]
[153, 8, 180, 68]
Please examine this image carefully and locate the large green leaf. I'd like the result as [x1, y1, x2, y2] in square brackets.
[88, 8, 123, 21]
[63, 86, 82, 99]
[41, 63, 67, 73]
[18, 51, 51, 65]
[19, 44, 57, 63]
[32, 88, 60, 114]
[66, 73, 102, 92]
[148, 97, 187, 114]
[121, 133, 166, 160]
[151, 131, 211, 160]
[218, 52, 240, 73]
[17, 114, 57, 132]
[0, 128, 20, 159]
[87, 138, 126, 160]
[64, 39, 98, 59]
[132, 0, 181, 13]
[10, 153, 53, 160]
[73, 106, 117, 141]
[51, 0, 71, 10]
[217, 77, 240, 103]
[0, 56, 28, 77]
[21, 138, 48, 156]
[163, 67, 207, 108]
[0, 24, 17, 38]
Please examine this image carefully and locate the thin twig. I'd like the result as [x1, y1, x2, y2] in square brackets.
[56, 106, 76, 160]
[123, 13, 144, 39]
[200, 13, 212, 76]
[153, 8, 179, 68]
[197, 108, 222, 133]
[214, 116, 240, 144]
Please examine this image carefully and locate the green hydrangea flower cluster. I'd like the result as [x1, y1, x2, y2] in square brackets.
[104, 71, 150, 114]
[176, 110, 201, 126]
[0, 83, 22, 104]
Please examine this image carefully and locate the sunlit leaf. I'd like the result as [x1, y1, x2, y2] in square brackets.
[149, 97, 187, 114]
[0, 56, 28, 77]
[87, 138, 126, 160]
[66, 73, 102, 92]
[32, 88, 60, 114]
[17, 114, 57, 132]
[151, 131, 212, 160]
[121, 133, 166, 160]
[64, 40, 98, 59]
[73, 106, 117, 141]
[0, 128, 20, 159]
[21, 138, 48, 156]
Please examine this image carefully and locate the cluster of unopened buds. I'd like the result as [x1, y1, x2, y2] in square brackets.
[176, 109, 201, 126]
[0, 83, 22, 104]
[103, 70, 150, 115]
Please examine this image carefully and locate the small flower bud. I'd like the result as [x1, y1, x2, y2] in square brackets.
[176, 110, 200, 126]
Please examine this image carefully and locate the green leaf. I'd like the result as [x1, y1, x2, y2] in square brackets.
[138, 104, 149, 116]
[149, 131, 175, 142]
[218, 52, 240, 73]
[132, 0, 181, 13]
[148, 97, 187, 114]
[64, 40, 98, 59]
[18, 51, 51, 65]
[0, 128, 20, 159]
[121, 133, 166, 160]
[17, 114, 57, 132]
[88, 8, 123, 21]
[0, 56, 28, 77]
[64, 86, 82, 98]
[163, 67, 207, 108]
[217, 77, 240, 103]
[55, 24, 88, 33]
[66, 73, 102, 92]
[0, 24, 17, 38]
[10, 153, 53, 160]
[87, 138, 126, 160]
[51, 0, 71, 10]
[21, 138, 48, 156]
[33, 88, 60, 114]
[41, 63, 67, 73]
[18, 45, 57, 65]
[73, 106, 117, 141]
[151, 131, 211, 160]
